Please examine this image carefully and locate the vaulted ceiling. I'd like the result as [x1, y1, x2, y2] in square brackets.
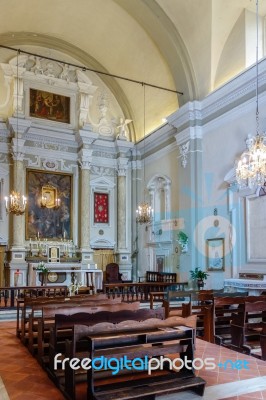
[0, 0, 265, 141]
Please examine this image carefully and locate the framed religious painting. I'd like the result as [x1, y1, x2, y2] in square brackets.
[26, 170, 72, 240]
[48, 246, 60, 263]
[94, 192, 109, 224]
[29, 88, 70, 123]
[156, 255, 165, 273]
[206, 238, 225, 271]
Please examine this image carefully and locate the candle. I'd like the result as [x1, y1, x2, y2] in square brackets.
[37, 231, 40, 240]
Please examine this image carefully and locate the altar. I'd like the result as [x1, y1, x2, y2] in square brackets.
[28, 263, 103, 291]
[224, 276, 266, 295]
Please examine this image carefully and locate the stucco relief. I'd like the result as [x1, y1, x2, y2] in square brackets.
[0, 54, 130, 140]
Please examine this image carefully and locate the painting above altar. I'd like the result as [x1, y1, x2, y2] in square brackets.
[30, 88, 70, 124]
[26, 169, 72, 240]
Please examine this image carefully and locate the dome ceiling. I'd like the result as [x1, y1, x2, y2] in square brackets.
[0, 0, 266, 141]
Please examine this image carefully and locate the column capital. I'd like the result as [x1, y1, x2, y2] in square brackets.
[79, 160, 91, 170]
[11, 137, 26, 161]
[78, 147, 93, 170]
[117, 166, 127, 176]
[117, 157, 129, 176]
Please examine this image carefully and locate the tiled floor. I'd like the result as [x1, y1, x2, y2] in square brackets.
[0, 320, 266, 400]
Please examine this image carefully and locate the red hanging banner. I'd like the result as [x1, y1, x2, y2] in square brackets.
[94, 192, 109, 224]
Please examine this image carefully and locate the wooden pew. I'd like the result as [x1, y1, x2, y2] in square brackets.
[260, 322, 266, 361]
[161, 290, 253, 344]
[36, 302, 141, 361]
[231, 300, 266, 355]
[47, 307, 167, 379]
[62, 315, 202, 400]
[16, 286, 68, 337]
[20, 294, 121, 343]
[161, 290, 214, 342]
[213, 295, 266, 345]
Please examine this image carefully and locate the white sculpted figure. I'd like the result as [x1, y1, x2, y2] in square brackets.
[117, 118, 132, 140]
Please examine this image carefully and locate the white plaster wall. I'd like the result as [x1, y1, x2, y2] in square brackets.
[202, 86, 266, 277]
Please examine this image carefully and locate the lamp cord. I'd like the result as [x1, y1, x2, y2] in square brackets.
[143, 83, 146, 199]
[15, 49, 19, 191]
[256, 0, 259, 135]
[0, 44, 183, 96]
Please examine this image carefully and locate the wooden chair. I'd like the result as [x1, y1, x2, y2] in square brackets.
[105, 263, 123, 283]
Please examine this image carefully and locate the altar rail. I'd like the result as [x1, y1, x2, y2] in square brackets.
[0, 285, 68, 308]
[103, 281, 187, 302]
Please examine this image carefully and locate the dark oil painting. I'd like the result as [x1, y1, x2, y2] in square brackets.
[30, 89, 70, 123]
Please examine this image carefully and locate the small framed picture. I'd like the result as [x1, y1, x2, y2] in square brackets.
[156, 255, 165, 272]
[48, 246, 60, 263]
[206, 238, 225, 271]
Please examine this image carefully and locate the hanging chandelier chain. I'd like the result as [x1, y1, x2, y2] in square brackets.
[256, 0, 260, 132]
[136, 83, 153, 224]
[143, 83, 146, 187]
[235, 0, 266, 189]
[15, 49, 19, 183]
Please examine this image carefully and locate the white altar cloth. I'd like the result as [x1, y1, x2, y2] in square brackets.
[224, 278, 266, 295]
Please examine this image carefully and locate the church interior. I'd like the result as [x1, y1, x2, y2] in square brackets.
[1, 0, 266, 399]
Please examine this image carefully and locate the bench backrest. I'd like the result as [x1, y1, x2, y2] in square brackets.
[54, 307, 165, 332]
[245, 300, 266, 313]
[42, 301, 140, 319]
[70, 314, 196, 348]
[214, 294, 266, 307]
[23, 292, 113, 306]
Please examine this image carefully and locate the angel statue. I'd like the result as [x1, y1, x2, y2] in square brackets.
[116, 117, 132, 140]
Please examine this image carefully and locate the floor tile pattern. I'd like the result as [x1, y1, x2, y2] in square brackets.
[0, 320, 266, 400]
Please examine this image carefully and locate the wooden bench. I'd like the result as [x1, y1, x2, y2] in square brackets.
[260, 321, 266, 361]
[15, 286, 69, 337]
[36, 302, 141, 361]
[212, 294, 266, 345]
[20, 294, 121, 343]
[160, 290, 253, 344]
[231, 300, 266, 355]
[62, 317, 203, 400]
[158, 290, 213, 342]
[47, 308, 167, 379]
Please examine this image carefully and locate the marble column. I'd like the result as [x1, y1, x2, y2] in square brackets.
[12, 150, 26, 248]
[117, 167, 127, 250]
[80, 162, 91, 250]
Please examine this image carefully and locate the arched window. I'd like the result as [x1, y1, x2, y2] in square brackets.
[147, 175, 171, 221]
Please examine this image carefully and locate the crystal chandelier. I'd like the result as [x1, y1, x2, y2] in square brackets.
[136, 84, 153, 224]
[136, 202, 153, 224]
[235, 0, 266, 188]
[5, 50, 27, 215]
